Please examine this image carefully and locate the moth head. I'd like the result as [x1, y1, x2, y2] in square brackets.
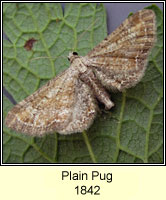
[68, 52, 78, 63]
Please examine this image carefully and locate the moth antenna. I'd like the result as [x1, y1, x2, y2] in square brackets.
[30, 55, 66, 61]
[78, 18, 99, 42]
[72, 18, 99, 52]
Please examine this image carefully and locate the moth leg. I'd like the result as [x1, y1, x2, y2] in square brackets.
[80, 68, 114, 110]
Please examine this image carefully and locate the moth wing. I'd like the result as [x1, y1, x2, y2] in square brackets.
[5, 66, 97, 136]
[86, 9, 156, 91]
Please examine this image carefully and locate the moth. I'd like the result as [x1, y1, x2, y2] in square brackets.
[5, 9, 156, 136]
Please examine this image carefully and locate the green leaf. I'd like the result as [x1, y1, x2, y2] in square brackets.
[3, 3, 163, 163]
